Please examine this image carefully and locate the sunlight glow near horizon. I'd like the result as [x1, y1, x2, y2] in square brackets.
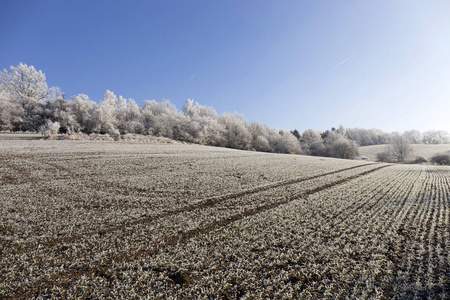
[1, 0, 449, 132]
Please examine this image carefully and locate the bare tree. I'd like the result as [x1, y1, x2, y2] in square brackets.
[376, 150, 392, 163]
[422, 130, 449, 144]
[389, 134, 413, 162]
[403, 129, 422, 144]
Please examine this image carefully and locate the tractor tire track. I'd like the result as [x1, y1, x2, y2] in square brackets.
[142, 165, 390, 256]
[6, 162, 379, 255]
[10, 165, 390, 298]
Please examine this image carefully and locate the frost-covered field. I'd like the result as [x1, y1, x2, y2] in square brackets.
[1, 140, 449, 299]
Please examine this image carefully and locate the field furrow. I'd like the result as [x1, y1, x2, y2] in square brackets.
[1, 160, 378, 253]
[3, 164, 387, 296]
[1, 140, 449, 299]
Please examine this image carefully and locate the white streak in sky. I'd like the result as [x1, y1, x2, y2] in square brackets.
[187, 74, 196, 82]
[330, 58, 350, 71]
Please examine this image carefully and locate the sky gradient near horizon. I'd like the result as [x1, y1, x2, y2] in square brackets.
[1, 0, 449, 132]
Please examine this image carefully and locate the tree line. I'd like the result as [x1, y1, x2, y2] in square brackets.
[1, 63, 449, 160]
[345, 128, 449, 146]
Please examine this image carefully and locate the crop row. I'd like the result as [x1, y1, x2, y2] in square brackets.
[1, 141, 371, 249]
[1, 141, 449, 299]
[1, 142, 382, 298]
[120, 165, 448, 299]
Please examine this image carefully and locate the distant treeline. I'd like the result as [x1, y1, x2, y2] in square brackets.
[345, 128, 449, 146]
[1, 63, 449, 159]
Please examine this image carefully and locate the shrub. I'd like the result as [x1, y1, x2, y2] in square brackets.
[328, 139, 359, 159]
[411, 156, 427, 164]
[39, 120, 60, 137]
[308, 142, 326, 156]
[376, 151, 391, 163]
[430, 154, 450, 165]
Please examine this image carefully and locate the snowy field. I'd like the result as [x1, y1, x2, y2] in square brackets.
[1, 140, 449, 299]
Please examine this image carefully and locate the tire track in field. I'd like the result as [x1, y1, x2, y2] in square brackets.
[2, 152, 128, 182]
[120, 163, 377, 225]
[0, 154, 35, 184]
[245, 166, 444, 299]
[235, 166, 415, 298]
[8, 162, 379, 255]
[84, 162, 379, 198]
[6, 164, 390, 296]
[9, 165, 391, 298]
[246, 166, 444, 299]
[0, 153, 78, 185]
[133, 164, 390, 256]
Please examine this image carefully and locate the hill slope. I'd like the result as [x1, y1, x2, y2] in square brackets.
[358, 144, 450, 162]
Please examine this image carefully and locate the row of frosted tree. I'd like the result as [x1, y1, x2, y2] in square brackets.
[1, 63, 448, 159]
[0, 63, 307, 155]
[345, 128, 449, 146]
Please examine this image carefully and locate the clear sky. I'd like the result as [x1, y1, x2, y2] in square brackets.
[1, 0, 449, 132]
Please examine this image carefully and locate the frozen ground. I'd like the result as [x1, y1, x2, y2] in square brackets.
[1, 140, 449, 299]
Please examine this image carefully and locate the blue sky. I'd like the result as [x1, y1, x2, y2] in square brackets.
[1, 0, 449, 132]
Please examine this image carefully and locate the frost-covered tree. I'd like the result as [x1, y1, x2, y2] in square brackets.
[271, 129, 302, 154]
[336, 124, 347, 136]
[389, 134, 413, 162]
[302, 128, 357, 158]
[219, 112, 252, 150]
[182, 99, 224, 146]
[249, 122, 272, 152]
[323, 131, 359, 159]
[39, 120, 60, 137]
[376, 150, 392, 163]
[0, 86, 23, 131]
[423, 130, 449, 144]
[346, 128, 389, 146]
[437, 130, 450, 144]
[117, 98, 143, 134]
[141, 99, 184, 139]
[308, 141, 327, 156]
[423, 130, 436, 144]
[301, 129, 322, 145]
[96, 90, 120, 134]
[0, 63, 60, 131]
[1, 63, 50, 102]
[403, 129, 422, 144]
[71, 94, 98, 133]
[328, 137, 359, 159]
[42, 98, 79, 133]
[323, 131, 343, 145]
